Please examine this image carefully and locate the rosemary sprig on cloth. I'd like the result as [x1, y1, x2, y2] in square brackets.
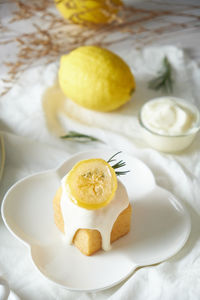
[61, 131, 102, 142]
[107, 151, 130, 176]
[148, 57, 173, 93]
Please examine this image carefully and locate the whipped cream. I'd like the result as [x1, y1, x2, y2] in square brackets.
[141, 98, 198, 135]
[139, 97, 200, 152]
[60, 174, 129, 251]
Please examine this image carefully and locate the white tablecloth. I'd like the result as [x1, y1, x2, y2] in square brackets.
[1, 2, 200, 299]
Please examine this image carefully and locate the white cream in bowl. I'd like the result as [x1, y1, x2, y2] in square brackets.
[139, 97, 200, 152]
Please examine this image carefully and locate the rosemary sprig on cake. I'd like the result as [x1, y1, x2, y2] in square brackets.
[148, 57, 173, 93]
[107, 151, 130, 176]
[61, 131, 102, 142]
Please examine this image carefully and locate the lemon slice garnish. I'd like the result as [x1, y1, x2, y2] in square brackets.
[66, 158, 117, 210]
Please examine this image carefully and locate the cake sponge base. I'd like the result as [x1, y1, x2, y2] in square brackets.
[53, 187, 132, 256]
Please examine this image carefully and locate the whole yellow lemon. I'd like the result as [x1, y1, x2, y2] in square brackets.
[55, 0, 123, 26]
[58, 46, 135, 112]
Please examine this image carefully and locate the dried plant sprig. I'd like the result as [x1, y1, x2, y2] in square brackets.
[107, 151, 130, 176]
[1, 1, 200, 96]
[61, 131, 102, 142]
[148, 56, 173, 93]
[9, 0, 53, 22]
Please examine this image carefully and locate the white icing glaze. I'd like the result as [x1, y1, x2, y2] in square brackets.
[141, 98, 197, 135]
[60, 174, 129, 251]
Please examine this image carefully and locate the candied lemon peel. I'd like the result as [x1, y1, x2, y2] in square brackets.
[66, 158, 118, 210]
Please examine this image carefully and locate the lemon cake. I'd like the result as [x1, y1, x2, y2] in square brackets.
[53, 158, 132, 256]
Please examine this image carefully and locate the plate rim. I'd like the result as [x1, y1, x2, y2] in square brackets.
[1, 149, 191, 292]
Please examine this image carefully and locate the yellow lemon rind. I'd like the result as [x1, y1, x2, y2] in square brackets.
[58, 45, 136, 112]
[66, 158, 118, 210]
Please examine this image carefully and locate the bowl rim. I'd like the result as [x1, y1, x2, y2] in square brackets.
[138, 96, 200, 138]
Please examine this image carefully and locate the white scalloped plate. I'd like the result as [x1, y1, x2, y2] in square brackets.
[1, 150, 191, 292]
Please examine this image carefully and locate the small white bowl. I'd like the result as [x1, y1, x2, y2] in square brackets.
[139, 97, 200, 153]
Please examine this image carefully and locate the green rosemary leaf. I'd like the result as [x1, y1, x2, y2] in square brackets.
[107, 151, 130, 176]
[107, 151, 122, 163]
[115, 170, 130, 176]
[148, 56, 173, 93]
[111, 160, 126, 169]
[61, 131, 102, 142]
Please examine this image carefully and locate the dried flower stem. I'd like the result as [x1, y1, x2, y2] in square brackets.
[1, 0, 200, 96]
